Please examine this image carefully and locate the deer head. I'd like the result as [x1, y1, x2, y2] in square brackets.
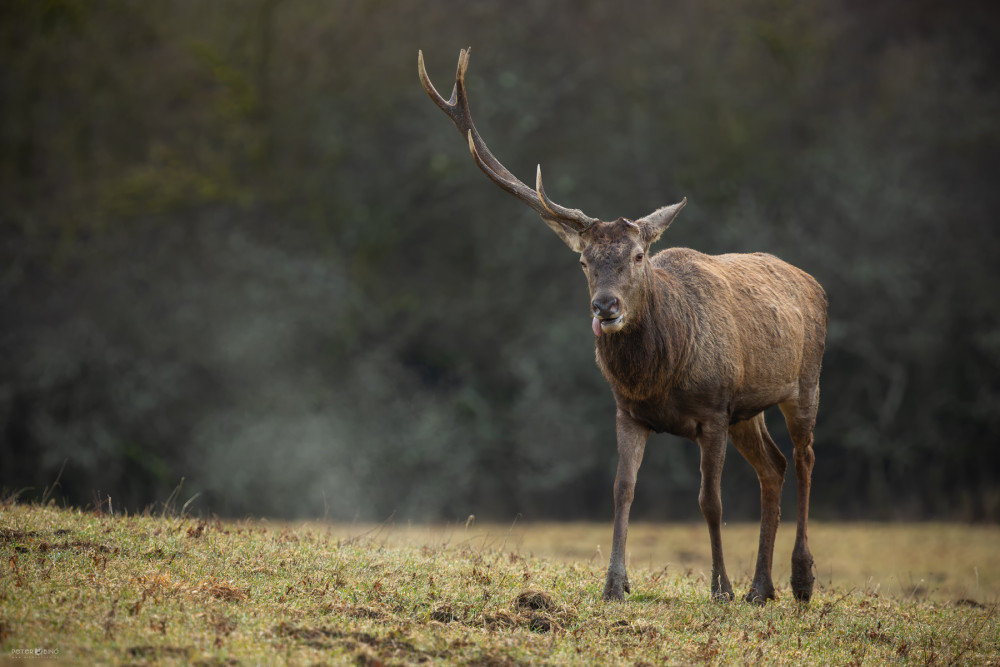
[418, 48, 686, 337]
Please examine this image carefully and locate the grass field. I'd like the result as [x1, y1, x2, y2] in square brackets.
[2, 503, 997, 665]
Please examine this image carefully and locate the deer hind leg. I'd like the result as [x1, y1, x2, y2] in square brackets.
[697, 424, 734, 600]
[780, 381, 820, 602]
[729, 414, 787, 604]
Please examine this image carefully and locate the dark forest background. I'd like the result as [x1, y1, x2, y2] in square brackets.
[2, 0, 999, 522]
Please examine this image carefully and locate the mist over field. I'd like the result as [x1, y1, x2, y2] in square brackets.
[2, 0, 999, 521]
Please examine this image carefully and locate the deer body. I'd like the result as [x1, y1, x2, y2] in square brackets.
[419, 48, 827, 603]
[599, 248, 824, 438]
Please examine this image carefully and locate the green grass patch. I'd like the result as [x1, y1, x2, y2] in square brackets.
[1, 503, 997, 665]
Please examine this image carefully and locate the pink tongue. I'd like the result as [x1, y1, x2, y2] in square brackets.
[592, 316, 602, 338]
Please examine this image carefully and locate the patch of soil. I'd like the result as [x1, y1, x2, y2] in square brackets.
[126, 645, 192, 659]
[524, 612, 560, 633]
[465, 654, 529, 667]
[274, 622, 346, 649]
[195, 579, 248, 602]
[0, 528, 39, 541]
[192, 659, 241, 667]
[609, 619, 660, 637]
[955, 598, 986, 609]
[514, 590, 554, 612]
[338, 604, 389, 621]
[480, 610, 522, 631]
[2, 526, 117, 554]
[430, 603, 458, 623]
[476, 589, 575, 634]
[275, 623, 443, 663]
[38, 539, 114, 553]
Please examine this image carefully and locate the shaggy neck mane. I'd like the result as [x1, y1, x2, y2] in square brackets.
[595, 269, 692, 401]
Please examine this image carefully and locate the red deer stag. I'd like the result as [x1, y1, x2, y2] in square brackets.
[418, 48, 827, 603]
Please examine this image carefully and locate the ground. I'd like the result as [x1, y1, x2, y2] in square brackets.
[1, 503, 998, 665]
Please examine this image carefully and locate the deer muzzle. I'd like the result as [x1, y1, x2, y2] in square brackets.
[591, 295, 625, 337]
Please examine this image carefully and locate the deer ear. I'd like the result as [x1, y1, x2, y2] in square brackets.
[636, 197, 687, 245]
[541, 216, 587, 252]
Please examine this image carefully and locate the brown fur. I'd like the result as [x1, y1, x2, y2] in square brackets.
[419, 48, 828, 604]
[579, 217, 827, 603]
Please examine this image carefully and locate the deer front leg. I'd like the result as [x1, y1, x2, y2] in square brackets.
[602, 409, 649, 601]
[698, 424, 734, 601]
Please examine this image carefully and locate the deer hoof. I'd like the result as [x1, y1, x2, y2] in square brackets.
[791, 579, 814, 602]
[602, 586, 625, 602]
[602, 572, 630, 601]
[791, 552, 815, 602]
[710, 572, 735, 602]
[744, 584, 775, 605]
[711, 589, 735, 603]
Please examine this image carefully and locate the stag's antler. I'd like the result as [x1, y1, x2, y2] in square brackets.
[418, 48, 598, 232]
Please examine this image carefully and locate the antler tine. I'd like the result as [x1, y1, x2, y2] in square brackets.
[418, 48, 597, 232]
[535, 165, 595, 227]
[465, 130, 538, 206]
[449, 49, 523, 184]
[417, 49, 454, 111]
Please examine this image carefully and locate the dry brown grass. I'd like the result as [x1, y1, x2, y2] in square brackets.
[325, 519, 1000, 602]
[2, 504, 997, 665]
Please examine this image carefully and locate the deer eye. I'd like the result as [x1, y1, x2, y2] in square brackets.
[580, 260, 588, 270]
[634, 252, 644, 263]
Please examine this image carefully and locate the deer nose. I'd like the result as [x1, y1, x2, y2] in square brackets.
[592, 295, 620, 319]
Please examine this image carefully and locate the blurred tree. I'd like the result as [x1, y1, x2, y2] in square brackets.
[1, 0, 998, 521]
